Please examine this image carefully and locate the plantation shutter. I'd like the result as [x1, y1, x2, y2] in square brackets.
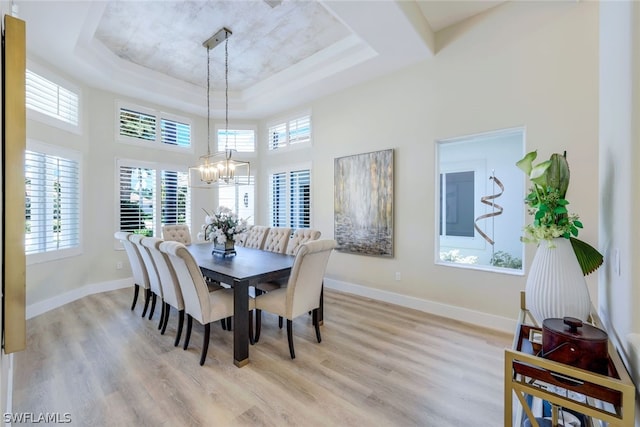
[26, 69, 79, 126]
[290, 169, 311, 228]
[161, 170, 190, 228]
[161, 119, 191, 148]
[288, 115, 311, 145]
[25, 150, 80, 255]
[217, 129, 255, 153]
[269, 172, 287, 227]
[118, 165, 156, 236]
[119, 108, 156, 141]
[268, 122, 287, 150]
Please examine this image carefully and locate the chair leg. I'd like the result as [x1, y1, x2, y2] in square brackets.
[255, 309, 262, 343]
[148, 293, 157, 320]
[174, 310, 184, 347]
[161, 303, 170, 335]
[313, 308, 322, 343]
[157, 300, 166, 330]
[200, 323, 210, 366]
[248, 311, 254, 345]
[131, 284, 139, 311]
[226, 316, 232, 331]
[279, 316, 283, 329]
[221, 318, 227, 331]
[287, 319, 295, 359]
[141, 289, 151, 318]
[183, 315, 193, 350]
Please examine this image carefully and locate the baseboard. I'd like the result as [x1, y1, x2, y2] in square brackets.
[26, 279, 132, 319]
[324, 277, 517, 334]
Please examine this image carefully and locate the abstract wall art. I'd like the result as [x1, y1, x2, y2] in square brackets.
[334, 149, 393, 257]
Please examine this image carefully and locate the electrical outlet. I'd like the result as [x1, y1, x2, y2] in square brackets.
[116, 261, 123, 270]
[395, 272, 401, 281]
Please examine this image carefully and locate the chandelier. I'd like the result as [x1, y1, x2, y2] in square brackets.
[190, 27, 250, 187]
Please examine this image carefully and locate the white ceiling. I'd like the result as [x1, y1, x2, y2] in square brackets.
[16, 0, 504, 119]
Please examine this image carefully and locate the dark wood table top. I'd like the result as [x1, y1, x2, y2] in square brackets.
[187, 243, 295, 285]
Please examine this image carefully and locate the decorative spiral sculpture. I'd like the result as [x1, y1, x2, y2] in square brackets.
[474, 175, 504, 245]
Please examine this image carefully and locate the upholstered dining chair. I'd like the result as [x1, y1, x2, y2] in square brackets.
[114, 231, 151, 316]
[255, 228, 322, 328]
[242, 225, 270, 249]
[254, 239, 336, 359]
[130, 234, 164, 327]
[142, 236, 186, 346]
[262, 227, 292, 254]
[285, 228, 321, 256]
[162, 224, 192, 245]
[159, 240, 256, 366]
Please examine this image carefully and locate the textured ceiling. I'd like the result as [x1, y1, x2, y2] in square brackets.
[94, 0, 350, 91]
[17, 0, 506, 118]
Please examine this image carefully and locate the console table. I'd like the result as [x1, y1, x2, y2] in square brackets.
[504, 292, 635, 427]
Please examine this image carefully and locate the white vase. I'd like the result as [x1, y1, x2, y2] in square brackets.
[525, 237, 591, 323]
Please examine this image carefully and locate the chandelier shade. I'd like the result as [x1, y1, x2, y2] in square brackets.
[189, 27, 250, 188]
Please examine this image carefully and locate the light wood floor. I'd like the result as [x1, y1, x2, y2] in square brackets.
[13, 288, 511, 426]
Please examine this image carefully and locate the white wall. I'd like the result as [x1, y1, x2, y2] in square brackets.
[25, 1, 599, 332]
[598, 1, 640, 421]
[296, 0, 599, 323]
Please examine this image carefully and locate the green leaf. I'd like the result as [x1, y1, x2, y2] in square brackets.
[570, 226, 578, 236]
[570, 237, 604, 276]
[574, 220, 583, 228]
[547, 152, 570, 197]
[553, 206, 568, 215]
[557, 199, 569, 206]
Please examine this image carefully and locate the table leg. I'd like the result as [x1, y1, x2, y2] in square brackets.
[318, 282, 324, 326]
[233, 279, 249, 367]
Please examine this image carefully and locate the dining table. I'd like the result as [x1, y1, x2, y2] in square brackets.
[186, 243, 296, 367]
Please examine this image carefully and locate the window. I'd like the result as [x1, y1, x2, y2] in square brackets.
[25, 142, 81, 262]
[268, 168, 311, 229]
[268, 113, 311, 151]
[217, 128, 256, 153]
[440, 171, 475, 237]
[117, 103, 192, 150]
[26, 68, 80, 130]
[117, 160, 190, 237]
[436, 128, 525, 273]
[218, 177, 255, 226]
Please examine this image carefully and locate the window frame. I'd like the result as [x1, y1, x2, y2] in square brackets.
[267, 163, 312, 229]
[115, 158, 191, 245]
[26, 140, 83, 265]
[115, 101, 194, 153]
[217, 176, 256, 226]
[26, 60, 82, 135]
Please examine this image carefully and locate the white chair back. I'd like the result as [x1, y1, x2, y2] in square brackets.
[159, 241, 210, 324]
[286, 239, 336, 318]
[244, 226, 270, 249]
[130, 234, 163, 298]
[143, 237, 184, 311]
[263, 227, 292, 254]
[285, 229, 321, 255]
[162, 224, 192, 245]
[114, 231, 149, 290]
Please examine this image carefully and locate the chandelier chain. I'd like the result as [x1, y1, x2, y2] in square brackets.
[224, 32, 229, 152]
[206, 46, 211, 156]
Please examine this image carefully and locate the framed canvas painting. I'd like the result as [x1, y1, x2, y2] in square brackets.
[334, 149, 393, 257]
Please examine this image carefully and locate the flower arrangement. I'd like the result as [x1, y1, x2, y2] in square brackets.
[198, 206, 248, 244]
[516, 150, 603, 275]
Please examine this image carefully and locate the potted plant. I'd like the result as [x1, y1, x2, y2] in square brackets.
[197, 206, 248, 257]
[516, 150, 603, 322]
